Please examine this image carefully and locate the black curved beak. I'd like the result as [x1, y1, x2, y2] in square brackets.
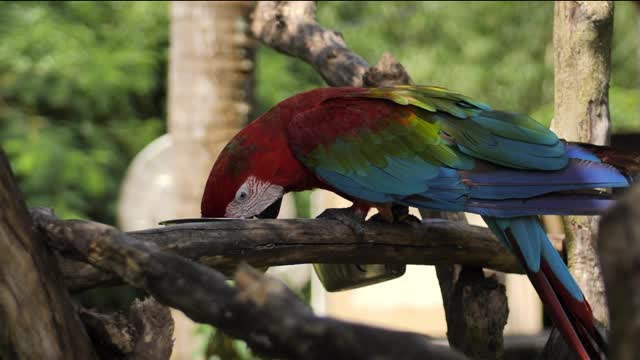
[256, 197, 282, 219]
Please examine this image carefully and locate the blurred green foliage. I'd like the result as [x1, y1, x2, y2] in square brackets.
[0, 1, 168, 223]
[195, 325, 261, 360]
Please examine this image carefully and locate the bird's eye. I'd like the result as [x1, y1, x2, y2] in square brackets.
[235, 186, 249, 201]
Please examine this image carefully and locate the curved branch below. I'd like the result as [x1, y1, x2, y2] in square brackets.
[31, 208, 465, 360]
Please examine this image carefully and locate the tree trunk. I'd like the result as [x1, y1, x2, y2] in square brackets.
[168, 2, 257, 358]
[423, 211, 508, 360]
[169, 0, 256, 218]
[598, 183, 640, 360]
[0, 149, 96, 359]
[550, 0, 614, 326]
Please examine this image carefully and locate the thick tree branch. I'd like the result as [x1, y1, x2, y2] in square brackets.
[79, 297, 174, 360]
[424, 212, 509, 360]
[0, 150, 96, 359]
[49, 215, 520, 291]
[31, 208, 465, 360]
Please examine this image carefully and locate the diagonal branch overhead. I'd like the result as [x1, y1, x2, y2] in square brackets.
[251, 1, 370, 87]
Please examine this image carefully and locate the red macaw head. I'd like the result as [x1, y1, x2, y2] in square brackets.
[200, 110, 315, 219]
[201, 88, 340, 219]
[200, 133, 286, 219]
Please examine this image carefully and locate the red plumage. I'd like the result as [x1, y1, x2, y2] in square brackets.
[201, 87, 362, 217]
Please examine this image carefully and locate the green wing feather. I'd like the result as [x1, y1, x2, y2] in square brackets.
[345, 85, 567, 170]
[288, 85, 569, 204]
[300, 109, 474, 175]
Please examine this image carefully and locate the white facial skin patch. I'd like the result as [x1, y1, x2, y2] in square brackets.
[225, 176, 284, 218]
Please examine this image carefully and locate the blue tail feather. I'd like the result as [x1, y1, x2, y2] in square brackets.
[484, 216, 583, 301]
[541, 231, 584, 301]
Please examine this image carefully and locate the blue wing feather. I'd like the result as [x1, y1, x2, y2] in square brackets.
[463, 159, 629, 200]
[316, 167, 392, 203]
[565, 143, 603, 162]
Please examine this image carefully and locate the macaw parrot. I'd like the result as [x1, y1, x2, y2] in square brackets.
[201, 85, 636, 359]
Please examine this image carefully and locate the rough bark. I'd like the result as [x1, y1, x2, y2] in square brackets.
[252, 1, 413, 89]
[79, 297, 174, 360]
[251, 1, 369, 87]
[426, 212, 509, 360]
[598, 183, 640, 360]
[438, 265, 509, 360]
[168, 3, 258, 357]
[550, 0, 614, 327]
[169, 1, 256, 218]
[49, 215, 520, 291]
[251, 1, 508, 357]
[0, 149, 96, 359]
[31, 208, 465, 360]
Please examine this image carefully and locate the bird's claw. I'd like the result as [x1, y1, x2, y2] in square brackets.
[368, 205, 421, 225]
[315, 206, 406, 292]
[317, 207, 366, 240]
[394, 213, 422, 225]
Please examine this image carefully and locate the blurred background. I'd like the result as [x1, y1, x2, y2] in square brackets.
[1, 1, 639, 359]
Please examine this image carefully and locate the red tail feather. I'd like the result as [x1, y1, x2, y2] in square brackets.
[505, 230, 601, 360]
[541, 259, 605, 358]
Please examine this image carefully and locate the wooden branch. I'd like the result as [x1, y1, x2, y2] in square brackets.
[251, 1, 369, 87]
[0, 150, 96, 359]
[541, 2, 615, 358]
[598, 183, 640, 360]
[79, 297, 174, 360]
[438, 266, 508, 358]
[251, 2, 412, 88]
[48, 214, 520, 291]
[31, 208, 465, 360]
[551, 0, 614, 327]
[424, 211, 509, 359]
[250, 2, 509, 357]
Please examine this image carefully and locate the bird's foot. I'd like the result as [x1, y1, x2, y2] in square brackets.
[317, 206, 367, 239]
[315, 205, 405, 291]
[368, 204, 421, 225]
